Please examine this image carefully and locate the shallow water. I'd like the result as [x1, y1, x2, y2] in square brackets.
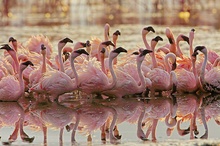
[0, 24, 220, 146]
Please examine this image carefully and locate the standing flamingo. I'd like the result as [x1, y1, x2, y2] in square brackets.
[29, 49, 89, 102]
[102, 48, 152, 98]
[146, 36, 174, 96]
[71, 47, 126, 96]
[0, 45, 33, 101]
[192, 46, 220, 94]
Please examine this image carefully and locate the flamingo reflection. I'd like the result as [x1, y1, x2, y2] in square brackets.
[198, 94, 220, 139]
[64, 99, 119, 144]
[173, 93, 201, 139]
[0, 102, 34, 144]
[141, 96, 177, 141]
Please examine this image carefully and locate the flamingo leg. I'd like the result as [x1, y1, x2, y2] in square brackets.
[151, 119, 158, 141]
[59, 127, 64, 144]
[8, 121, 19, 142]
[71, 113, 80, 143]
[200, 107, 208, 139]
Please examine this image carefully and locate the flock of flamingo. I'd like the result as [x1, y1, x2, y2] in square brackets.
[0, 23, 220, 144]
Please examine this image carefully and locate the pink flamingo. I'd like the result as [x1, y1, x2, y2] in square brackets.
[0, 46, 34, 102]
[172, 29, 200, 93]
[142, 26, 155, 50]
[25, 34, 53, 59]
[29, 49, 89, 102]
[146, 36, 174, 96]
[192, 46, 220, 94]
[0, 102, 34, 144]
[102, 48, 152, 98]
[28, 44, 47, 87]
[72, 46, 126, 96]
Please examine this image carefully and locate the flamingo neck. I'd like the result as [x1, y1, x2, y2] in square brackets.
[142, 33, 151, 50]
[169, 71, 177, 91]
[164, 55, 172, 73]
[137, 57, 146, 92]
[176, 40, 183, 58]
[58, 46, 65, 72]
[113, 38, 117, 65]
[200, 51, 208, 86]
[9, 51, 19, 74]
[151, 43, 158, 68]
[71, 56, 79, 87]
[42, 54, 46, 73]
[192, 59, 199, 89]
[105, 56, 117, 90]
[18, 67, 25, 98]
[100, 55, 107, 75]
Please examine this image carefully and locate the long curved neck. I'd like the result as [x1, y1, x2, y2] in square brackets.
[100, 54, 107, 75]
[176, 38, 183, 58]
[18, 67, 25, 98]
[58, 45, 65, 72]
[137, 57, 146, 92]
[142, 33, 151, 50]
[192, 58, 199, 89]
[151, 42, 158, 68]
[70, 56, 79, 87]
[164, 54, 173, 73]
[200, 51, 208, 86]
[113, 36, 117, 65]
[9, 51, 19, 74]
[104, 55, 117, 90]
[42, 53, 46, 73]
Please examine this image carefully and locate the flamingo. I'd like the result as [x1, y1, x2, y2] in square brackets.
[29, 49, 89, 102]
[71, 46, 126, 96]
[102, 48, 152, 98]
[0, 46, 34, 102]
[146, 36, 174, 96]
[25, 34, 53, 59]
[192, 46, 220, 94]
[142, 26, 155, 50]
[0, 44, 20, 74]
[28, 44, 47, 87]
[112, 30, 121, 65]
[57, 37, 73, 72]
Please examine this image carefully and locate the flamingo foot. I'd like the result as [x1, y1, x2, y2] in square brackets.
[200, 132, 208, 139]
[114, 134, 122, 140]
[21, 132, 35, 143]
[22, 136, 35, 143]
[2, 141, 13, 145]
[66, 125, 71, 132]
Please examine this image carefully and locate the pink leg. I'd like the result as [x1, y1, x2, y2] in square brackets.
[8, 121, 19, 142]
[151, 119, 158, 141]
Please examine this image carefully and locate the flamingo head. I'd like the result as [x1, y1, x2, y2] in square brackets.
[180, 35, 189, 44]
[113, 47, 127, 54]
[0, 44, 14, 52]
[140, 49, 152, 57]
[152, 36, 163, 42]
[9, 37, 17, 43]
[102, 41, 115, 47]
[20, 61, 34, 71]
[113, 30, 121, 36]
[143, 26, 155, 34]
[58, 37, 73, 50]
[193, 46, 207, 56]
[74, 49, 89, 55]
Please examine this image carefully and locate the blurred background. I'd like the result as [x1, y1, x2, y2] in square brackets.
[0, 0, 219, 28]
